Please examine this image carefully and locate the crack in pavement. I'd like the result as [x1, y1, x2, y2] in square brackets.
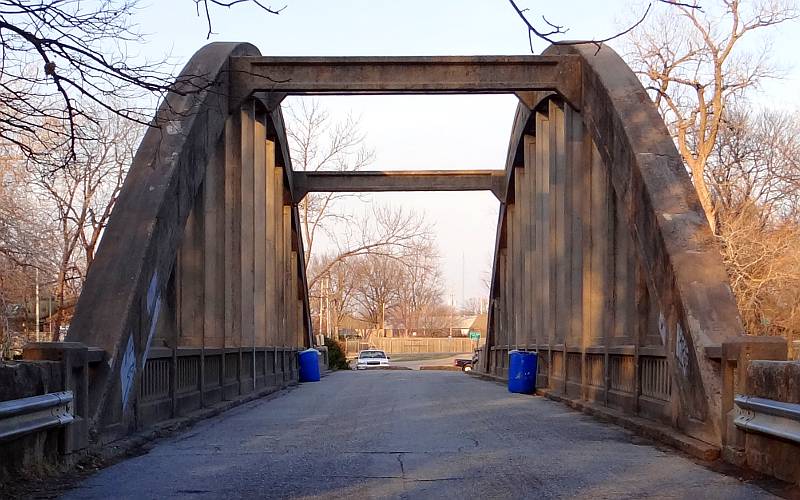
[396, 454, 405, 479]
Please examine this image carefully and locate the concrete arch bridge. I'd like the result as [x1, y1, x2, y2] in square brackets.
[31, 42, 788, 463]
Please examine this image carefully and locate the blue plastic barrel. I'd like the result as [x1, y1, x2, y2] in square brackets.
[298, 349, 321, 382]
[508, 351, 537, 394]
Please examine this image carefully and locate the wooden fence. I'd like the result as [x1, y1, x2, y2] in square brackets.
[346, 337, 484, 355]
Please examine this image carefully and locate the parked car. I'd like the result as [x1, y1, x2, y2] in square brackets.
[454, 358, 473, 371]
[355, 350, 390, 370]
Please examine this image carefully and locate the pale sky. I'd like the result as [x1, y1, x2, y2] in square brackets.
[132, 0, 800, 306]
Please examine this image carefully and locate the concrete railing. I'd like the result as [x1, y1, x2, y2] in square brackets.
[1, 341, 305, 478]
[480, 344, 672, 424]
[138, 346, 300, 428]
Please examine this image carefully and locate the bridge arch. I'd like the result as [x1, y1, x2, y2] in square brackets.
[64, 41, 781, 449]
[487, 44, 749, 446]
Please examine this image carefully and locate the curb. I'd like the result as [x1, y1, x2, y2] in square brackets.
[467, 371, 719, 462]
[419, 366, 462, 371]
[537, 389, 720, 462]
[94, 381, 298, 461]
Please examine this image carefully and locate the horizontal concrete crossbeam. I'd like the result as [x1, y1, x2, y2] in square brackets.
[292, 169, 506, 201]
[229, 55, 582, 109]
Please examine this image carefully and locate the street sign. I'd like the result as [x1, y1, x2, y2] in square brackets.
[469, 331, 480, 341]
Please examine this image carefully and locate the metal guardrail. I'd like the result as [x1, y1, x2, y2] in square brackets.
[0, 391, 74, 443]
[734, 395, 800, 444]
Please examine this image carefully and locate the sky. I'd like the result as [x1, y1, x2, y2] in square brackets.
[130, 0, 800, 307]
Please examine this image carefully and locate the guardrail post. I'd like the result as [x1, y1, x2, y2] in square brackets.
[22, 342, 90, 454]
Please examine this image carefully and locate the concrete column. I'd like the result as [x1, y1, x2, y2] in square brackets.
[178, 186, 204, 348]
[253, 112, 268, 347]
[581, 127, 593, 357]
[566, 106, 583, 349]
[512, 168, 524, 349]
[265, 141, 278, 347]
[496, 250, 507, 349]
[204, 136, 225, 349]
[549, 100, 567, 348]
[274, 167, 285, 346]
[290, 251, 301, 346]
[283, 206, 292, 346]
[504, 209, 514, 351]
[224, 109, 242, 348]
[240, 103, 256, 351]
[613, 188, 635, 345]
[535, 111, 551, 349]
[523, 135, 536, 349]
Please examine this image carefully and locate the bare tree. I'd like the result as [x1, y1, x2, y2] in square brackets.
[627, 0, 798, 229]
[350, 254, 404, 337]
[417, 302, 458, 337]
[718, 205, 800, 338]
[710, 107, 800, 222]
[285, 101, 433, 302]
[27, 108, 141, 337]
[0, 156, 55, 354]
[507, 0, 696, 52]
[708, 108, 800, 339]
[461, 297, 488, 316]
[285, 99, 374, 265]
[392, 239, 444, 335]
[307, 252, 360, 338]
[0, 0, 282, 164]
[301, 201, 431, 295]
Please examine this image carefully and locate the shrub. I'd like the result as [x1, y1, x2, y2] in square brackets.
[324, 337, 350, 370]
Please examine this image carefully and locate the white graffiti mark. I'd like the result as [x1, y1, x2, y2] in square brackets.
[675, 323, 690, 377]
[165, 120, 182, 135]
[658, 312, 668, 346]
[120, 335, 136, 410]
[141, 295, 161, 369]
[146, 272, 159, 316]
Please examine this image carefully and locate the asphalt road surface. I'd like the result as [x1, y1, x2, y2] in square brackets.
[62, 371, 775, 499]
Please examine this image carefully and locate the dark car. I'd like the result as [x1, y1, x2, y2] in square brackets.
[454, 357, 473, 371]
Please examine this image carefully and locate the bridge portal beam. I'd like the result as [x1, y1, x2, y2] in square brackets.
[229, 55, 582, 110]
[293, 170, 506, 202]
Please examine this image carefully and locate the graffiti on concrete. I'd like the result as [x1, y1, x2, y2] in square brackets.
[146, 271, 159, 316]
[120, 335, 136, 409]
[140, 271, 162, 368]
[675, 323, 690, 377]
[658, 312, 668, 347]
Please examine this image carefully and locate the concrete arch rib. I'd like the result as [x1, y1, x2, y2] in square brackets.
[546, 44, 745, 336]
[67, 42, 261, 428]
[491, 43, 760, 446]
[544, 43, 739, 444]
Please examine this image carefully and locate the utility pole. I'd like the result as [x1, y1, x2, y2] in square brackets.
[319, 292, 325, 335]
[325, 277, 331, 337]
[35, 268, 40, 343]
[448, 293, 454, 338]
[380, 301, 385, 338]
[461, 251, 465, 311]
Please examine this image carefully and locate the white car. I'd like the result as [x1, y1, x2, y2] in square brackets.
[355, 350, 390, 370]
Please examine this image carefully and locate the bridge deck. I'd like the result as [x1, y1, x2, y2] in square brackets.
[61, 372, 773, 499]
